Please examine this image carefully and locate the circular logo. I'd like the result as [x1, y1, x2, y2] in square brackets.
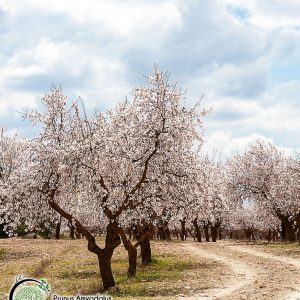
[13, 286, 45, 300]
[9, 276, 50, 300]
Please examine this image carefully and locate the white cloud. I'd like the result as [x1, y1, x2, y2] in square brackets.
[0, 0, 182, 47]
[0, 0, 300, 156]
[222, 0, 300, 30]
[0, 91, 37, 115]
[202, 130, 278, 158]
[186, 58, 271, 101]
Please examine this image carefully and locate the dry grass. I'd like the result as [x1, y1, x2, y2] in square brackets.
[254, 241, 300, 258]
[32, 257, 52, 278]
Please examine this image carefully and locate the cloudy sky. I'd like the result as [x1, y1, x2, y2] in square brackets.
[1, 0, 300, 157]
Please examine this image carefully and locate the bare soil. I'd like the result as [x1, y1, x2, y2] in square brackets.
[184, 240, 300, 300]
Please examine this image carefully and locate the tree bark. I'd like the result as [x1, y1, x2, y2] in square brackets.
[192, 218, 202, 242]
[164, 221, 172, 240]
[209, 220, 221, 242]
[118, 226, 137, 277]
[244, 228, 252, 240]
[180, 218, 187, 241]
[127, 245, 137, 277]
[75, 230, 82, 239]
[203, 224, 210, 242]
[157, 225, 166, 240]
[99, 222, 121, 289]
[140, 235, 152, 264]
[68, 221, 75, 240]
[98, 249, 115, 289]
[55, 216, 62, 239]
[296, 214, 300, 246]
[135, 221, 153, 264]
[211, 226, 218, 242]
[278, 214, 296, 242]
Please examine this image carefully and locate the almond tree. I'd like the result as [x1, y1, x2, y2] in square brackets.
[178, 157, 228, 243]
[227, 140, 299, 242]
[0, 131, 44, 236]
[11, 67, 207, 289]
[199, 158, 229, 242]
[229, 201, 280, 240]
[0, 129, 24, 236]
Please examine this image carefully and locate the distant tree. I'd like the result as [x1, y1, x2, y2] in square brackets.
[227, 140, 299, 242]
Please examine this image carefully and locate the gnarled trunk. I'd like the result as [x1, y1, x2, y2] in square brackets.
[98, 249, 115, 289]
[48, 199, 121, 290]
[118, 226, 138, 277]
[127, 245, 137, 277]
[99, 222, 121, 289]
[140, 236, 152, 264]
[135, 221, 153, 264]
[278, 214, 296, 242]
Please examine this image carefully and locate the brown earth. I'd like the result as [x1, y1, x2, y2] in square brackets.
[184, 240, 300, 300]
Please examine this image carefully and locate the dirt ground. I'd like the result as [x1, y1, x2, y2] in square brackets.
[0, 238, 300, 299]
[183, 240, 300, 300]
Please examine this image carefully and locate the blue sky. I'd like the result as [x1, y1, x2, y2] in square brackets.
[1, 0, 300, 157]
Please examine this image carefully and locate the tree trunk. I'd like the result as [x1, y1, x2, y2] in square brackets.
[296, 214, 300, 246]
[97, 222, 121, 289]
[180, 219, 187, 241]
[118, 226, 138, 277]
[209, 220, 221, 242]
[192, 218, 202, 242]
[55, 216, 62, 239]
[267, 229, 271, 242]
[98, 249, 115, 290]
[68, 221, 75, 240]
[211, 226, 218, 242]
[164, 222, 172, 240]
[140, 236, 152, 264]
[279, 215, 296, 242]
[134, 221, 154, 265]
[157, 225, 166, 240]
[203, 224, 210, 242]
[281, 221, 287, 241]
[127, 246, 137, 277]
[245, 228, 252, 240]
